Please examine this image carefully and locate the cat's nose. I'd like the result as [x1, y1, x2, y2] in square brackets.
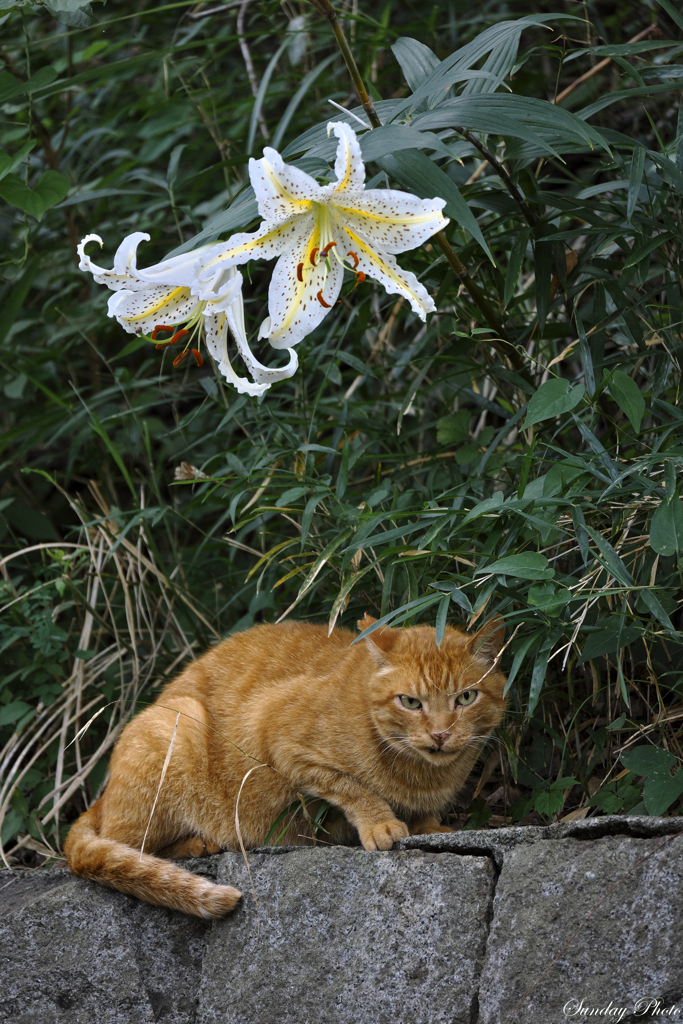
[431, 731, 450, 747]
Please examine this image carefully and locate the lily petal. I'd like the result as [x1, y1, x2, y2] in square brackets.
[258, 219, 344, 349]
[252, 147, 320, 223]
[197, 214, 315, 280]
[339, 224, 435, 320]
[203, 312, 269, 397]
[329, 121, 366, 195]
[333, 189, 448, 254]
[78, 232, 151, 292]
[108, 285, 197, 335]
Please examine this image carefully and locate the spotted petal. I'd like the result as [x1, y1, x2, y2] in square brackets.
[332, 190, 448, 255]
[338, 224, 435, 320]
[108, 285, 197, 335]
[197, 213, 315, 282]
[78, 232, 151, 291]
[329, 121, 365, 195]
[251, 148, 321, 223]
[258, 219, 344, 349]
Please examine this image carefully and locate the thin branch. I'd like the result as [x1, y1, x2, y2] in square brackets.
[237, 0, 269, 140]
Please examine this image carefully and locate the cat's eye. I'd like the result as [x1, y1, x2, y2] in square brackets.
[456, 690, 478, 707]
[399, 695, 422, 710]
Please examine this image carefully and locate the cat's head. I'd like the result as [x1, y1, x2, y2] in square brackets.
[357, 613, 506, 766]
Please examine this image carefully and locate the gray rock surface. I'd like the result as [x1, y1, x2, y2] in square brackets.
[198, 846, 494, 1024]
[477, 833, 683, 1024]
[0, 868, 212, 1024]
[1, 817, 681, 1024]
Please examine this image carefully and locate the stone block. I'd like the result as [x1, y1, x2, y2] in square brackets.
[197, 846, 495, 1024]
[0, 868, 212, 1024]
[475, 834, 683, 1024]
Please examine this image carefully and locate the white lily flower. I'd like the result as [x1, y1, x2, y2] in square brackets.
[77, 233, 297, 397]
[196, 121, 449, 349]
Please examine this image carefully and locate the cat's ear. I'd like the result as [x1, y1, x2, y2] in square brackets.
[357, 614, 399, 664]
[468, 614, 505, 666]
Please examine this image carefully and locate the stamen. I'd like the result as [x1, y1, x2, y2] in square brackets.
[297, 262, 304, 282]
[173, 350, 191, 368]
[316, 290, 332, 308]
[151, 325, 176, 341]
[155, 328, 189, 350]
[352, 272, 366, 289]
[320, 241, 337, 257]
[192, 349, 203, 367]
[346, 251, 359, 270]
[309, 248, 319, 266]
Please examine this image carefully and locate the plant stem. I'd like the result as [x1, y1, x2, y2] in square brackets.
[460, 129, 537, 228]
[307, 0, 381, 129]
[307, 0, 530, 381]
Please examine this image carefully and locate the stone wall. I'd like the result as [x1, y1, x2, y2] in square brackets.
[1, 816, 681, 1024]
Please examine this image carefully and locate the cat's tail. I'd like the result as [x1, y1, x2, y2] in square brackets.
[63, 799, 241, 919]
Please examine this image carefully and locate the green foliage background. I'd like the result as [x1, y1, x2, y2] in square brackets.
[1, 0, 683, 861]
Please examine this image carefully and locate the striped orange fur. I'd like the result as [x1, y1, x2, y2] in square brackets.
[64, 615, 506, 917]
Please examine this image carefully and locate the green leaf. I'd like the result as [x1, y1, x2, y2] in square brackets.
[435, 592, 450, 647]
[477, 552, 554, 580]
[0, 66, 58, 104]
[0, 140, 36, 183]
[504, 228, 530, 308]
[627, 146, 646, 222]
[436, 410, 471, 445]
[391, 37, 440, 92]
[621, 745, 677, 775]
[638, 590, 677, 634]
[607, 370, 645, 432]
[0, 173, 45, 218]
[43, 0, 95, 28]
[0, 169, 68, 219]
[622, 231, 673, 269]
[360, 125, 453, 162]
[461, 491, 504, 525]
[550, 776, 579, 790]
[578, 618, 642, 663]
[34, 170, 70, 210]
[643, 768, 683, 816]
[527, 582, 568, 616]
[528, 634, 557, 714]
[649, 498, 683, 556]
[0, 701, 33, 726]
[525, 379, 585, 428]
[584, 526, 633, 587]
[376, 149, 493, 262]
[534, 788, 563, 817]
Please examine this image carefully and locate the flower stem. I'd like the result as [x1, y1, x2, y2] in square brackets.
[307, 0, 530, 380]
[307, 0, 381, 130]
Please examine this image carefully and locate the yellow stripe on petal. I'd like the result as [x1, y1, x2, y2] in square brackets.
[119, 285, 190, 322]
[343, 226, 434, 318]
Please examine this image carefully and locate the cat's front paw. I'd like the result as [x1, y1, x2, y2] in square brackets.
[358, 818, 409, 851]
[410, 817, 455, 836]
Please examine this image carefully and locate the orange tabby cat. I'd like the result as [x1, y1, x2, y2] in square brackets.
[64, 613, 506, 918]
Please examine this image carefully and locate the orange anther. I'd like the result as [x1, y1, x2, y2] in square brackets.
[297, 262, 304, 282]
[316, 290, 332, 308]
[173, 350, 190, 368]
[346, 251, 359, 270]
[151, 325, 175, 341]
[309, 248, 319, 266]
[156, 328, 189, 350]
[192, 349, 203, 367]
[353, 272, 366, 288]
[321, 241, 337, 257]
